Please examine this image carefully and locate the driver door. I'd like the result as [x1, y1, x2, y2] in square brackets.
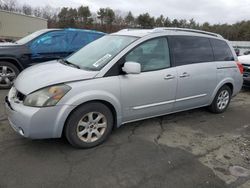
[119, 37, 177, 122]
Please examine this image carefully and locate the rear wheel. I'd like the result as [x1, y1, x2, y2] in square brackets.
[0, 61, 19, 89]
[209, 85, 232, 113]
[65, 102, 114, 148]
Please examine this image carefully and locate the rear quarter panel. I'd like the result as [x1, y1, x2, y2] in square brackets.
[210, 60, 242, 104]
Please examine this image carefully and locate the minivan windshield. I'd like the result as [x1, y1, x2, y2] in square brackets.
[67, 35, 138, 71]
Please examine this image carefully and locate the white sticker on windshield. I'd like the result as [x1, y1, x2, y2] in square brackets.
[93, 54, 112, 68]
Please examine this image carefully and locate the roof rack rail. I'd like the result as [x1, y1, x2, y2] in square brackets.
[118, 28, 142, 32]
[152, 27, 223, 38]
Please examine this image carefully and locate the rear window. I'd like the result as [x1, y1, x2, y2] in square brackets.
[210, 39, 234, 61]
[169, 36, 213, 66]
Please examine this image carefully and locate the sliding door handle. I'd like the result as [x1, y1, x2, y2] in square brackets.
[164, 74, 175, 80]
[179, 72, 190, 78]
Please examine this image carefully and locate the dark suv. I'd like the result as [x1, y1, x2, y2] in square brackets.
[0, 28, 105, 88]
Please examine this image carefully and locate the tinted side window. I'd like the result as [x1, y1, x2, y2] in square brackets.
[70, 33, 104, 52]
[125, 37, 170, 72]
[88, 33, 103, 41]
[210, 39, 234, 61]
[70, 32, 90, 51]
[30, 31, 67, 53]
[169, 36, 213, 66]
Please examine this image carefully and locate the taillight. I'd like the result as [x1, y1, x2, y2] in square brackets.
[236, 61, 244, 74]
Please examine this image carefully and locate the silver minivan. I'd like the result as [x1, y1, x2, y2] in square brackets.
[5, 28, 243, 148]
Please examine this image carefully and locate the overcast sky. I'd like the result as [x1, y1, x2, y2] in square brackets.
[18, 0, 250, 24]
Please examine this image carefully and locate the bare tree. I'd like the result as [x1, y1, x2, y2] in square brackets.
[1, 0, 17, 11]
[33, 7, 42, 17]
[22, 4, 32, 15]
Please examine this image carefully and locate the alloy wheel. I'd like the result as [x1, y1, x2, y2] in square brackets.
[217, 90, 230, 110]
[77, 112, 107, 143]
[0, 66, 16, 88]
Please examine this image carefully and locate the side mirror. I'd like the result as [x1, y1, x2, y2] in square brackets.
[122, 62, 141, 74]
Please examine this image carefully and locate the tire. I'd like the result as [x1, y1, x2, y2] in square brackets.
[209, 85, 232, 113]
[65, 102, 114, 148]
[0, 61, 20, 89]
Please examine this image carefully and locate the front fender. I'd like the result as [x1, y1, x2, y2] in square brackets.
[0, 56, 24, 70]
[66, 90, 121, 113]
[59, 89, 122, 126]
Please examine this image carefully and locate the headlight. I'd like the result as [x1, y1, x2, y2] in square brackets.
[23, 84, 71, 107]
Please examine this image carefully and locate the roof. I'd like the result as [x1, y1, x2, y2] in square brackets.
[64, 28, 105, 35]
[113, 29, 152, 37]
[113, 27, 223, 39]
[38, 28, 106, 35]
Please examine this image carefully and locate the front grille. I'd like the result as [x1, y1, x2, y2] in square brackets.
[16, 91, 25, 101]
[242, 64, 250, 77]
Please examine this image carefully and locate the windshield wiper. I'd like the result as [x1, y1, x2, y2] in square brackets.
[59, 59, 80, 69]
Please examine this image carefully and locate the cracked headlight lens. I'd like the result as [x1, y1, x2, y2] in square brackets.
[23, 84, 71, 107]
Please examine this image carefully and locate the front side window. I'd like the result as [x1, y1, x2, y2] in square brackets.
[125, 37, 171, 72]
[210, 39, 234, 61]
[67, 35, 137, 71]
[169, 36, 213, 66]
[30, 31, 68, 53]
[16, 30, 49, 44]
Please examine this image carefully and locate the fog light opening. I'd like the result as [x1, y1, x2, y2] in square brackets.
[18, 127, 24, 136]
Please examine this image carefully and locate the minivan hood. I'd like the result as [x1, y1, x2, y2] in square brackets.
[15, 61, 99, 94]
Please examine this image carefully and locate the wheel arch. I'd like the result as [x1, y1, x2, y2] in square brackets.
[0, 57, 24, 72]
[61, 99, 119, 138]
[210, 79, 234, 105]
[225, 82, 233, 94]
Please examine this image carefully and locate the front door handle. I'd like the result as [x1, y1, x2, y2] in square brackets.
[179, 72, 190, 78]
[164, 74, 175, 80]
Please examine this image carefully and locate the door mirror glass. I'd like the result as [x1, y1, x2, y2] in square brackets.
[122, 62, 141, 74]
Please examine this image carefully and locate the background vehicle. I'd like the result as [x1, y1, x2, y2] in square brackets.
[243, 50, 250, 55]
[0, 28, 105, 89]
[5, 28, 243, 148]
[0, 38, 15, 43]
[238, 54, 250, 86]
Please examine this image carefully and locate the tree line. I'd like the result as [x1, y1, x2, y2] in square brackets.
[1, 0, 250, 41]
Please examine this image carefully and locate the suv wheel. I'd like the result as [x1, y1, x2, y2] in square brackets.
[209, 85, 232, 113]
[0, 61, 19, 89]
[65, 102, 114, 148]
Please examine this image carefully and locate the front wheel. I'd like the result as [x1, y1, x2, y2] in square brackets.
[209, 85, 232, 113]
[65, 102, 114, 148]
[0, 61, 19, 89]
